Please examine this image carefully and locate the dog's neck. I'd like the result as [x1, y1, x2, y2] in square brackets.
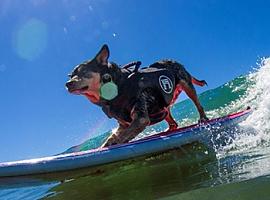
[106, 62, 131, 85]
[96, 62, 132, 104]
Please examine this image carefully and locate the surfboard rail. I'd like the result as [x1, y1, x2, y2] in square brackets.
[0, 108, 251, 177]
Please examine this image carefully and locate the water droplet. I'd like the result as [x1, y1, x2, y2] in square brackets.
[88, 5, 93, 12]
[70, 15, 76, 22]
[64, 27, 68, 34]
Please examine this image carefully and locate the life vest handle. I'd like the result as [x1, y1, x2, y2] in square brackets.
[122, 61, 142, 73]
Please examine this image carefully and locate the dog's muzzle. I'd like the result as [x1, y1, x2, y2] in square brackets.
[65, 80, 74, 89]
[65, 80, 77, 92]
[65, 80, 88, 94]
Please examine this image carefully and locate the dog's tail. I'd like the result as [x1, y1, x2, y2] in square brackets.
[192, 77, 207, 87]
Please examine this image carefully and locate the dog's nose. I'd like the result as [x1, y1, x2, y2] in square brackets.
[65, 80, 75, 89]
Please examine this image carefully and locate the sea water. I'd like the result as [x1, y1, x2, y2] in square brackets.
[0, 58, 270, 200]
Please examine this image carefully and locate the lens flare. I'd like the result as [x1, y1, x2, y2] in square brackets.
[14, 18, 47, 61]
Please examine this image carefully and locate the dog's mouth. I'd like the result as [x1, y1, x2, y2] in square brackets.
[80, 85, 89, 91]
[68, 85, 99, 102]
[68, 85, 89, 94]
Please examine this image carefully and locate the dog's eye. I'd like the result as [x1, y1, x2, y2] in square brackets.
[83, 73, 92, 78]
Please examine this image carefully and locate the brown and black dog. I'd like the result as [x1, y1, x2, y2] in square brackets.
[66, 45, 208, 147]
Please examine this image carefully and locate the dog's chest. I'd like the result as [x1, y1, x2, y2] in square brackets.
[101, 97, 135, 123]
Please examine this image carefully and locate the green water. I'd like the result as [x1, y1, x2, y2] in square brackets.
[1, 59, 270, 199]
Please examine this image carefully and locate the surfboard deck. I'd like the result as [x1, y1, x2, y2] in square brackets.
[0, 108, 251, 178]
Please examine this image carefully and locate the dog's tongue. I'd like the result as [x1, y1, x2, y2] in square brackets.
[70, 86, 89, 95]
[72, 90, 82, 95]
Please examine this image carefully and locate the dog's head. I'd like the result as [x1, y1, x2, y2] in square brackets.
[65, 44, 110, 103]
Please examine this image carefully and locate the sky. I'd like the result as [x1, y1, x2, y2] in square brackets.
[0, 0, 270, 162]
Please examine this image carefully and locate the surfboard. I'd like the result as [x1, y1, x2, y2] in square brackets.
[0, 108, 251, 178]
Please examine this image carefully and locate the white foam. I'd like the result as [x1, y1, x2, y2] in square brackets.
[221, 58, 270, 154]
[242, 58, 270, 132]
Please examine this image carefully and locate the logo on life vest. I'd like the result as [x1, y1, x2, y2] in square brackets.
[159, 75, 173, 94]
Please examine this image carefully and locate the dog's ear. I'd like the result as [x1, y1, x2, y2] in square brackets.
[95, 44, 110, 65]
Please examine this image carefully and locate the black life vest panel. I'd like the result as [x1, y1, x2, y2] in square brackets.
[101, 67, 176, 124]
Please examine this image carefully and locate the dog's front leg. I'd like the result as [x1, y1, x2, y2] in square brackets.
[101, 114, 150, 147]
[101, 124, 127, 147]
[101, 93, 150, 147]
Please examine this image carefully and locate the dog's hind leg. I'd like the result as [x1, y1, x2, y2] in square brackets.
[180, 80, 208, 122]
[165, 108, 178, 130]
[165, 83, 183, 130]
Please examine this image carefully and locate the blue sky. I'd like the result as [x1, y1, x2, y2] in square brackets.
[0, 0, 270, 162]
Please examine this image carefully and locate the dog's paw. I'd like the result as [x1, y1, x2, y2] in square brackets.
[101, 134, 120, 147]
[198, 117, 209, 124]
[168, 124, 178, 131]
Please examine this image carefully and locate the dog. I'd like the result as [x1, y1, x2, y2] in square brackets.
[66, 45, 208, 147]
